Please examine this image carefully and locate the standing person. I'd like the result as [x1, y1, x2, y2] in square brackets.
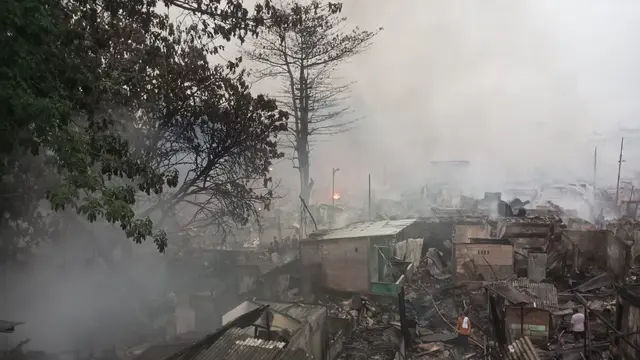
[273, 236, 280, 254]
[571, 308, 586, 342]
[284, 235, 291, 249]
[456, 310, 471, 349]
[350, 294, 363, 325]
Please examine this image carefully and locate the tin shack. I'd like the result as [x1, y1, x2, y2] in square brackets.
[488, 278, 559, 344]
[300, 219, 421, 297]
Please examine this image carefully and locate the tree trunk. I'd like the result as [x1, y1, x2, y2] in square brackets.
[297, 64, 313, 204]
[297, 137, 312, 204]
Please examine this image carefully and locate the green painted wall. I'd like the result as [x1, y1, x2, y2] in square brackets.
[371, 281, 399, 297]
[369, 235, 399, 297]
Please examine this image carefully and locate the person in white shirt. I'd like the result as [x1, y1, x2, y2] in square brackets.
[570, 309, 586, 341]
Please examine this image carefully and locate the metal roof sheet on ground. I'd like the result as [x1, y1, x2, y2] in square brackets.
[308, 219, 417, 240]
[173, 328, 312, 360]
[224, 300, 325, 329]
[252, 300, 326, 322]
[489, 278, 558, 310]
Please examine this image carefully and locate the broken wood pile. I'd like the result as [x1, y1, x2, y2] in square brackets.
[337, 326, 402, 360]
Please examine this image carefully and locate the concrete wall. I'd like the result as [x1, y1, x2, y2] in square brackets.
[527, 252, 548, 282]
[562, 230, 630, 280]
[562, 230, 608, 271]
[300, 237, 370, 293]
[607, 232, 631, 281]
[562, 230, 607, 254]
[453, 243, 514, 281]
[453, 224, 489, 244]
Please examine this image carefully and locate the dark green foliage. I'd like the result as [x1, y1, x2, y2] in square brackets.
[0, 0, 286, 259]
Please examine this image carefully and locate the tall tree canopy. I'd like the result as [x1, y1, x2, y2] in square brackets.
[243, 0, 381, 204]
[0, 0, 287, 259]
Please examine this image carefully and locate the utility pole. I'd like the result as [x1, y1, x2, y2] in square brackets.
[593, 146, 597, 194]
[332, 168, 339, 206]
[615, 137, 625, 206]
[592, 146, 598, 221]
[368, 174, 371, 221]
[383, 164, 387, 188]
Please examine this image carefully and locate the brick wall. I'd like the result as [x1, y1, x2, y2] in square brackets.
[301, 238, 370, 293]
[453, 243, 514, 281]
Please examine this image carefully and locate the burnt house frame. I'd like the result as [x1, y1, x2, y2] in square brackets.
[452, 238, 514, 282]
[487, 279, 558, 345]
[616, 286, 640, 360]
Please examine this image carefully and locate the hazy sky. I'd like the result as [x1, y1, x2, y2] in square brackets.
[247, 0, 640, 202]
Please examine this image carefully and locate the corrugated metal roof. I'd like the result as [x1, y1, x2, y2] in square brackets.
[143, 305, 313, 360]
[490, 283, 531, 305]
[225, 300, 325, 327]
[252, 300, 325, 323]
[489, 278, 558, 310]
[182, 328, 311, 360]
[510, 278, 558, 309]
[308, 219, 417, 241]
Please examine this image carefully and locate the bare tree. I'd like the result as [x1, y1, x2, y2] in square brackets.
[243, 1, 381, 204]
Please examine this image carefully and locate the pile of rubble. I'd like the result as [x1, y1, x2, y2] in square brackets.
[318, 295, 403, 360]
[338, 326, 402, 360]
[404, 254, 486, 359]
